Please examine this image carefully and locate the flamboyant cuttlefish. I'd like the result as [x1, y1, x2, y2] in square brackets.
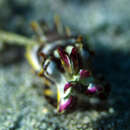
[26, 16, 110, 113]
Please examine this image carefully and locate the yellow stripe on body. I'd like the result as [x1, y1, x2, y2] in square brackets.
[57, 87, 60, 104]
[57, 87, 61, 111]
[25, 46, 41, 72]
[44, 89, 53, 96]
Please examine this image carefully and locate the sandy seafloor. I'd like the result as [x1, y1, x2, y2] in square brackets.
[0, 0, 130, 129]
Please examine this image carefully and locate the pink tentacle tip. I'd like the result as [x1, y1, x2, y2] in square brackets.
[58, 48, 70, 67]
[64, 83, 73, 92]
[59, 96, 73, 112]
[86, 84, 103, 94]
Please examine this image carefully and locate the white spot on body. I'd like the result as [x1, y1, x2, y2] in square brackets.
[65, 45, 73, 55]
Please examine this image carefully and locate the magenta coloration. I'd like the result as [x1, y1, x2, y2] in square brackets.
[64, 83, 73, 92]
[87, 85, 97, 94]
[27, 18, 110, 113]
[59, 96, 73, 112]
[86, 84, 104, 95]
[58, 48, 70, 67]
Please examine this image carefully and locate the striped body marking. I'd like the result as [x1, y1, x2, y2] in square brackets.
[26, 16, 110, 113]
